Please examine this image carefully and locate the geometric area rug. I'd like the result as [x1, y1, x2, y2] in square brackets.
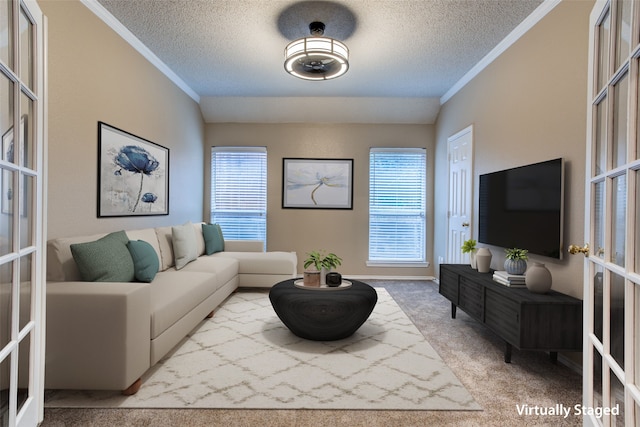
[44, 288, 481, 411]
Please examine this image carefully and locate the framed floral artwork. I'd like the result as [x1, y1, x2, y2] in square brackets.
[97, 122, 169, 217]
[282, 158, 353, 209]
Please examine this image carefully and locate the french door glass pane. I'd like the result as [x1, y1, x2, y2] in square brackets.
[16, 333, 30, 414]
[610, 272, 625, 368]
[594, 349, 603, 409]
[0, 262, 12, 351]
[594, 180, 605, 259]
[19, 6, 32, 90]
[613, 73, 628, 168]
[615, 0, 632, 69]
[18, 254, 31, 331]
[20, 175, 33, 248]
[594, 265, 604, 342]
[610, 371, 625, 426]
[1, 356, 9, 424]
[20, 93, 33, 170]
[636, 171, 640, 273]
[596, 98, 608, 176]
[1, 170, 14, 256]
[0, 2, 11, 68]
[636, 284, 640, 386]
[598, 9, 611, 91]
[611, 174, 626, 266]
[1, 75, 14, 152]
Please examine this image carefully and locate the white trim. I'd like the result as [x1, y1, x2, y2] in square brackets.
[440, 0, 562, 104]
[79, 0, 200, 103]
[365, 262, 430, 268]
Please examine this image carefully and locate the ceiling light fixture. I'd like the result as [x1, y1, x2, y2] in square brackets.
[284, 21, 349, 81]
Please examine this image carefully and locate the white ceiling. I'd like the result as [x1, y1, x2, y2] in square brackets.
[93, 0, 546, 124]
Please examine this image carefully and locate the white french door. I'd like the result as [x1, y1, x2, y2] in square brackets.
[0, 1, 46, 426]
[584, 0, 640, 425]
[446, 126, 473, 264]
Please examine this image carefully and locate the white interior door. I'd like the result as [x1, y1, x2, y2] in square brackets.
[583, 1, 640, 426]
[0, 1, 46, 426]
[446, 126, 474, 264]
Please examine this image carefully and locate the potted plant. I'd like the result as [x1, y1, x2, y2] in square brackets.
[303, 250, 342, 286]
[461, 239, 477, 269]
[504, 248, 528, 275]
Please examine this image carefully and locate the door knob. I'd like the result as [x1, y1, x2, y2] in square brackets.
[568, 243, 589, 256]
[462, 222, 469, 227]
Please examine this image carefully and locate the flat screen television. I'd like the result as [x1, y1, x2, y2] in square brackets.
[478, 158, 564, 259]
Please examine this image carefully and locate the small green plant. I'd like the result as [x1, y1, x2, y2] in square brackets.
[505, 248, 528, 260]
[303, 250, 342, 271]
[461, 239, 477, 254]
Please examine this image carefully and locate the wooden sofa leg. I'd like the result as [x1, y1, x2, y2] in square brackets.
[122, 378, 142, 396]
[206, 310, 215, 318]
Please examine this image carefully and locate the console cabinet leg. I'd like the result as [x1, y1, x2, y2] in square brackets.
[451, 303, 457, 319]
[504, 343, 512, 363]
[550, 351, 558, 364]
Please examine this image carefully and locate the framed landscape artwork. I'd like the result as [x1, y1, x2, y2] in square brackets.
[282, 158, 353, 209]
[97, 122, 169, 217]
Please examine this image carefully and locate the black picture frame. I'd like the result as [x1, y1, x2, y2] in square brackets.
[282, 158, 353, 209]
[97, 122, 169, 217]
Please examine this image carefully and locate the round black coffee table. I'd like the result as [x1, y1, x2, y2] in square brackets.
[268, 278, 378, 341]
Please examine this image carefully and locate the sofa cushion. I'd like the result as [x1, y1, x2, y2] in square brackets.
[149, 270, 221, 339]
[182, 256, 238, 286]
[202, 223, 224, 255]
[127, 240, 160, 283]
[70, 231, 135, 282]
[172, 222, 198, 270]
[213, 251, 297, 275]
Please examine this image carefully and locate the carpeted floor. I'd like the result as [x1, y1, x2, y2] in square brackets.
[41, 280, 582, 426]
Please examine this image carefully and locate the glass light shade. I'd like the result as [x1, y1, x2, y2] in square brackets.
[284, 36, 349, 81]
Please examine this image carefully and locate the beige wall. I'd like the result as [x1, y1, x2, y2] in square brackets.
[205, 123, 435, 277]
[434, 0, 594, 299]
[42, 0, 205, 239]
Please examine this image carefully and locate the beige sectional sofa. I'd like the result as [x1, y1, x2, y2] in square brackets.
[45, 222, 297, 393]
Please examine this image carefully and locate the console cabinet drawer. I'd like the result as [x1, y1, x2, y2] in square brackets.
[439, 268, 459, 304]
[485, 290, 520, 345]
[459, 276, 484, 321]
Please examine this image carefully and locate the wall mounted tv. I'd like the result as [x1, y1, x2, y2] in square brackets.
[478, 158, 564, 259]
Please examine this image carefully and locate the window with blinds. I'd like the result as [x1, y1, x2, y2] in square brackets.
[368, 148, 427, 264]
[211, 147, 267, 246]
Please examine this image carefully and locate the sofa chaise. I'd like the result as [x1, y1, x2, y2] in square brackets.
[44, 222, 297, 394]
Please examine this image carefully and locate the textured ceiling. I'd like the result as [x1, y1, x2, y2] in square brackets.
[95, 0, 545, 123]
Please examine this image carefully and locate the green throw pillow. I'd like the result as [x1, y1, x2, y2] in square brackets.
[70, 231, 135, 282]
[126, 240, 159, 283]
[202, 223, 224, 255]
[172, 222, 198, 270]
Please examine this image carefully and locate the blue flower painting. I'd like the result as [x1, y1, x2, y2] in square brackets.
[98, 122, 169, 217]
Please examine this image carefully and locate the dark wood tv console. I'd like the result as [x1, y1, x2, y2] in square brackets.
[439, 264, 582, 363]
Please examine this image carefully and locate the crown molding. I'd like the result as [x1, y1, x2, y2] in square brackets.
[80, 0, 200, 103]
[440, 0, 562, 105]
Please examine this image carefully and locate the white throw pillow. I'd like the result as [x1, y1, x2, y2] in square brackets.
[172, 222, 198, 270]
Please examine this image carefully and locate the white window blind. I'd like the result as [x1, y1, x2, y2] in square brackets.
[211, 147, 267, 245]
[369, 148, 427, 264]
